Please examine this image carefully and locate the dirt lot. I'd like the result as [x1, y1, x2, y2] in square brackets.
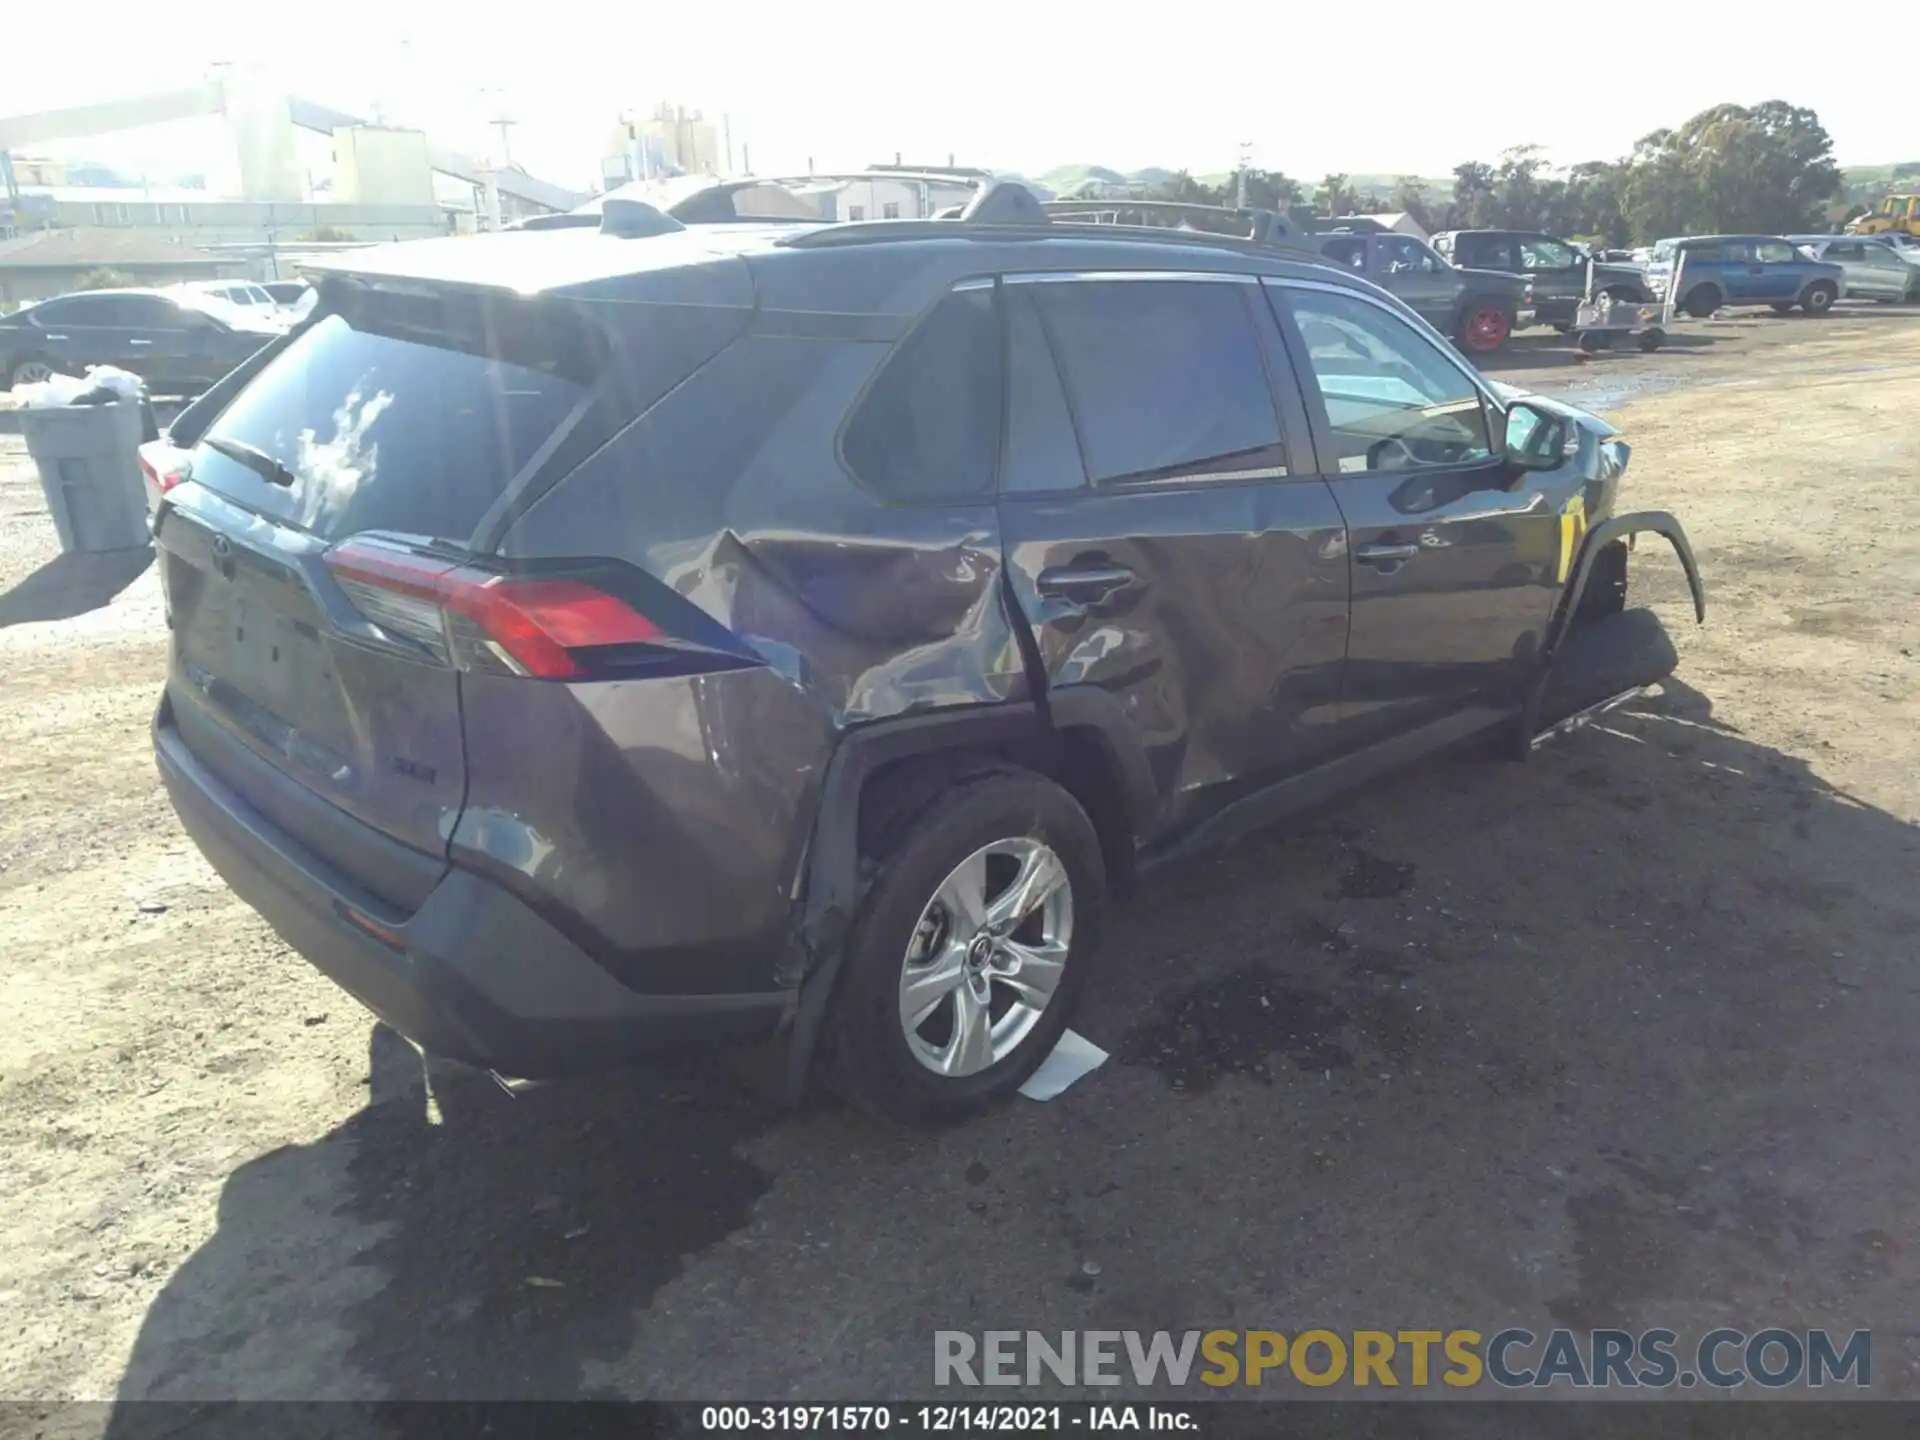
[2, 310, 1917, 1411]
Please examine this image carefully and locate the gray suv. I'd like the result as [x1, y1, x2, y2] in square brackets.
[152, 186, 1703, 1122]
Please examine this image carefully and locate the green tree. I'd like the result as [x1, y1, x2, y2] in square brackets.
[1238, 169, 1303, 211]
[74, 268, 135, 291]
[1315, 173, 1356, 217]
[1622, 102, 1842, 239]
[1392, 176, 1436, 233]
[1445, 161, 1496, 228]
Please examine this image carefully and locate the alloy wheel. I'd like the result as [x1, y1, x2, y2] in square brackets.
[898, 837, 1074, 1077]
[9, 361, 52, 388]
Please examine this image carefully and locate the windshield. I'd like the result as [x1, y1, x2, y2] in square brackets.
[190, 291, 600, 542]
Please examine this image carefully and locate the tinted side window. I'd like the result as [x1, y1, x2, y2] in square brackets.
[116, 295, 186, 326]
[36, 296, 114, 325]
[1520, 236, 1579, 269]
[841, 288, 998, 502]
[1477, 237, 1521, 271]
[1277, 285, 1492, 474]
[1382, 236, 1442, 273]
[1032, 278, 1286, 486]
[1002, 287, 1085, 494]
[1320, 236, 1367, 271]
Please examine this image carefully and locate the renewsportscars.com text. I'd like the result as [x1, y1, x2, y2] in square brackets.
[934, 1328, 1871, 1390]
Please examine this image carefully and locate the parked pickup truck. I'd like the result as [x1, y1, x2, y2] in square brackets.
[1432, 230, 1654, 331]
[1310, 231, 1532, 354]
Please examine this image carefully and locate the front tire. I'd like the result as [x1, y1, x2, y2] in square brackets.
[827, 767, 1106, 1123]
[1800, 282, 1837, 315]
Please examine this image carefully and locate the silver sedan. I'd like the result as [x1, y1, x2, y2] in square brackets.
[1792, 237, 1916, 301]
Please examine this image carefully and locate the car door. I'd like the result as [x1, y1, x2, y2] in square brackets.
[1266, 278, 1574, 747]
[995, 271, 1352, 835]
[29, 294, 137, 374]
[1748, 240, 1804, 300]
[111, 293, 193, 383]
[1858, 241, 1908, 297]
[1517, 234, 1584, 323]
[1375, 235, 1457, 328]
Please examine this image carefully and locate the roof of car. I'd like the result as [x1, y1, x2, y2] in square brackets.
[299, 214, 1373, 319]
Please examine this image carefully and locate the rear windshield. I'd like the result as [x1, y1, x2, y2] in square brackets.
[191, 289, 598, 541]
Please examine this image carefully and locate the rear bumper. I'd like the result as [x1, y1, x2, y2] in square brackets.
[155, 703, 791, 1077]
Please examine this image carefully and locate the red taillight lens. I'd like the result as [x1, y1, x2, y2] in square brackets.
[324, 538, 662, 679]
[138, 443, 191, 495]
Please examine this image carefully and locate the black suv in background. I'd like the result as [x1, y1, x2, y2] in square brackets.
[1432, 230, 1655, 330]
[151, 185, 1703, 1123]
[0, 288, 282, 393]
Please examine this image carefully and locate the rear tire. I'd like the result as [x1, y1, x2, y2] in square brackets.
[826, 767, 1106, 1124]
[6, 355, 54, 390]
[1456, 303, 1512, 354]
[1682, 287, 1721, 319]
[1800, 282, 1837, 315]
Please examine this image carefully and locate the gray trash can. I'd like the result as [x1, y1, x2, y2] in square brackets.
[18, 401, 149, 553]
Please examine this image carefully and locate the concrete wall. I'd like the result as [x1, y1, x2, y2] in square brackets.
[334, 127, 437, 208]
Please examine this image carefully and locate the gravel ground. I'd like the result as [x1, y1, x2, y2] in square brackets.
[1, 309, 1916, 1414]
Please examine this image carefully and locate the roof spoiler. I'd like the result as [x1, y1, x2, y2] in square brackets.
[950, 179, 1049, 226]
[600, 198, 686, 239]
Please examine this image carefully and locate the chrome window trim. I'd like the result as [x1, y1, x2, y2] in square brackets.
[1005, 269, 1260, 286]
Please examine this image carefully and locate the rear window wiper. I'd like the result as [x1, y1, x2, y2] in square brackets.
[202, 435, 299, 489]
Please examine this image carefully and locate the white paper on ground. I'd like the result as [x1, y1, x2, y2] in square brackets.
[1019, 1028, 1109, 1101]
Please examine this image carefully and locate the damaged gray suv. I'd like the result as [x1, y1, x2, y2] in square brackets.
[152, 182, 1704, 1123]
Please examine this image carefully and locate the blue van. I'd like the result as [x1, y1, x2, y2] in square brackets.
[1645, 235, 1845, 317]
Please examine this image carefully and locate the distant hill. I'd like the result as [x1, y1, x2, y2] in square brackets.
[1842, 162, 1920, 185]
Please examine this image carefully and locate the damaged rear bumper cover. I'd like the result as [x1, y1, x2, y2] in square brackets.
[155, 702, 789, 1078]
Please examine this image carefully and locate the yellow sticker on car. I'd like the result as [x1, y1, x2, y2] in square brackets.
[1557, 496, 1588, 585]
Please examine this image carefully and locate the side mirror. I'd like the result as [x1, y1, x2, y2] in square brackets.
[1503, 401, 1570, 474]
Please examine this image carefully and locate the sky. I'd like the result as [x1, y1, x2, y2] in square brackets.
[3, 0, 1908, 194]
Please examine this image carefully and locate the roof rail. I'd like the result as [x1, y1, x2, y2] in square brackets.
[1041, 199, 1302, 245]
[778, 218, 1326, 263]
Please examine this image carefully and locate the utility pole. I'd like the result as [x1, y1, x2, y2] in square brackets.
[490, 115, 517, 170]
[1235, 140, 1252, 208]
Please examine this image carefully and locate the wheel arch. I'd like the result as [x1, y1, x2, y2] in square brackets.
[777, 692, 1155, 1100]
[1518, 510, 1707, 742]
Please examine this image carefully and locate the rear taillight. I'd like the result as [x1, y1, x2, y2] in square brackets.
[324, 538, 664, 679]
[138, 442, 190, 495]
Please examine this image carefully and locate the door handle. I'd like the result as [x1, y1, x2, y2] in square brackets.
[1356, 542, 1421, 566]
[1036, 563, 1135, 603]
[128, 338, 153, 346]
[44, 333, 68, 341]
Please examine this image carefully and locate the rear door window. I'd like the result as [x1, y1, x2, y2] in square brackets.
[841, 287, 998, 502]
[1001, 286, 1085, 494]
[190, 290, 598, 541]
[34, 295, 118, 326]
[1381, 236, 1444, 273]
[1029, 277, 1287, 486]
